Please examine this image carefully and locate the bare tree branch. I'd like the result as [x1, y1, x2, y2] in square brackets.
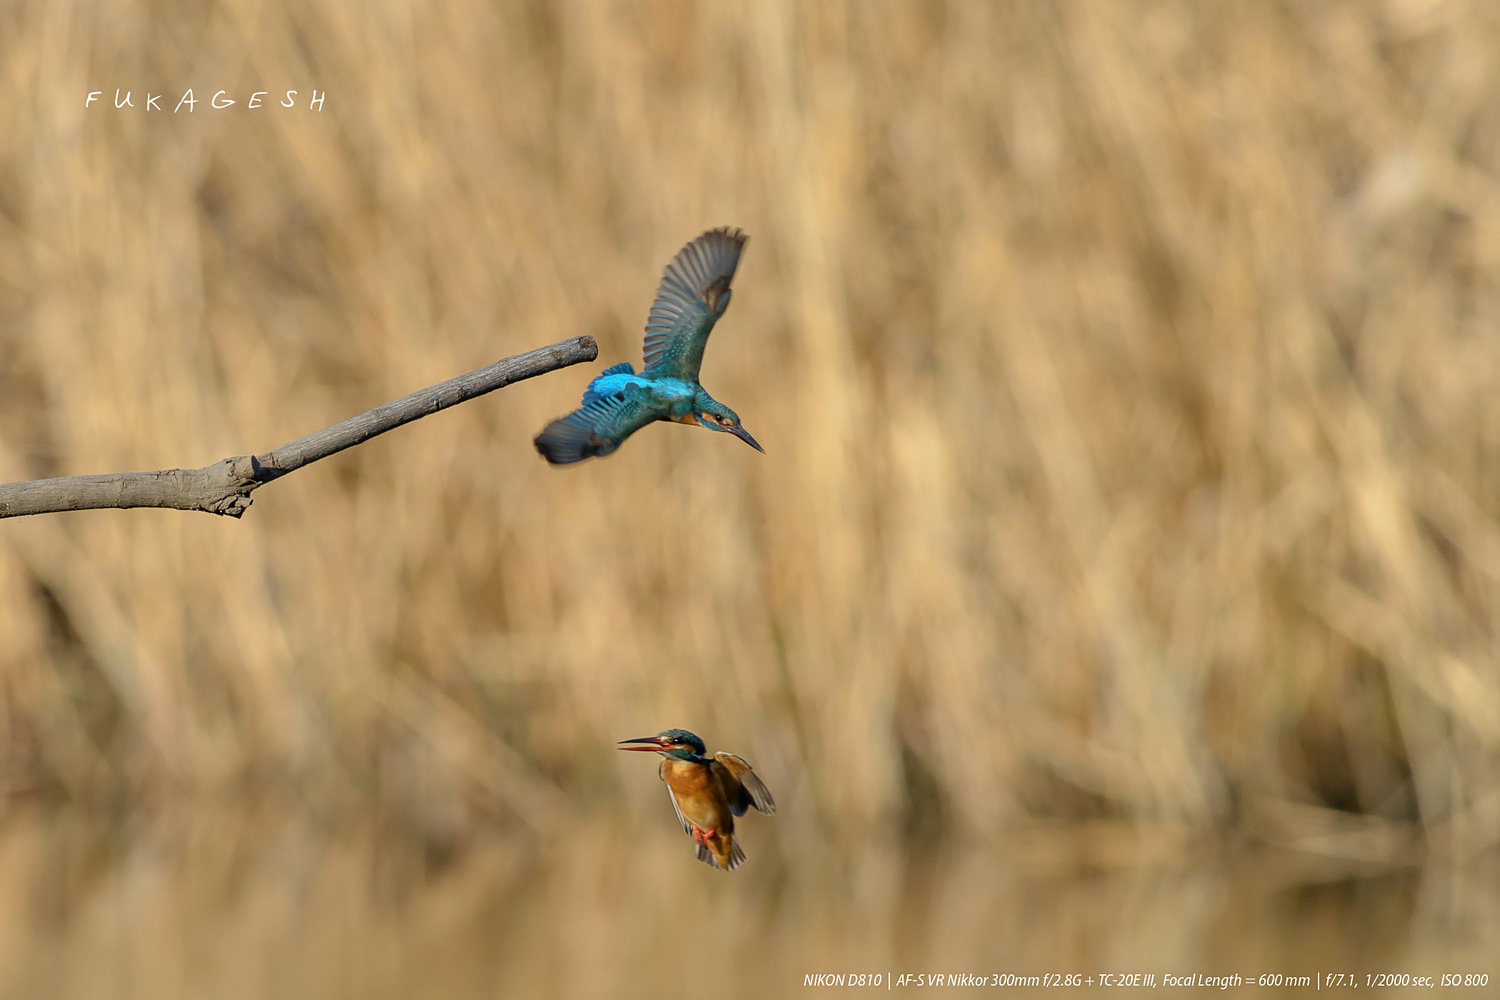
[0, 336, 598, 520]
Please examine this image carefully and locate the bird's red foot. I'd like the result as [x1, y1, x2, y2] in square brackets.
[691, 827, 706, 847]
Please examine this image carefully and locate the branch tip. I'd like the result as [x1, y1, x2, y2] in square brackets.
[0, 336, 596, 520]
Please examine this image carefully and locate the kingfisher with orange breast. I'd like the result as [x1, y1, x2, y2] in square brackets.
[618, 729, 776, 871]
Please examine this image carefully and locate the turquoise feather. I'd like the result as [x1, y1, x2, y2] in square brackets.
[535, 227, 763, 465]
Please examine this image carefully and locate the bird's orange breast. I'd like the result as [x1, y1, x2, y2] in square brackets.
[660, 759, 732, 831]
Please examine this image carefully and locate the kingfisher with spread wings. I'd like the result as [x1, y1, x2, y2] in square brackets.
[534, 227, 763, 464]
[617, 729, 776, 871]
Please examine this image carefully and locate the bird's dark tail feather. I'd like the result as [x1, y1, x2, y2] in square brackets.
[694, 836, 746, 871]
[534, 416, 619, 465]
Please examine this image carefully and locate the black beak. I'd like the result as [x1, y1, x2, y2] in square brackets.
[618, 736, 668, 752]
[730, 424, 765, 453]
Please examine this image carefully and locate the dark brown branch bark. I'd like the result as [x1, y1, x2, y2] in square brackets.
[0, 336, 598, 520]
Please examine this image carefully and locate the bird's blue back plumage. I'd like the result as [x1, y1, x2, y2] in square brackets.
[582, 364, 638, 405]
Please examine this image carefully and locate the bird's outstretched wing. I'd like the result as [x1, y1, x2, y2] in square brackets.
[533, 390, 663, 464]
[712, 752, 776, 817]
[641, 227, 747, 383]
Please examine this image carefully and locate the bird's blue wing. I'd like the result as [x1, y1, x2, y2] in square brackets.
[533, 390, 664, 465]
[641, 227, 747, 382]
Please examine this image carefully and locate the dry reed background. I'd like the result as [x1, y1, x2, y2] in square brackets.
[2, 0, 1500, 992]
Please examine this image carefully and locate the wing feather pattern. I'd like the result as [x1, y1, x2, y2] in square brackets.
[533, 390, 662, 465]
[641, 227, 747, 382]
[712, 752, 776, 817]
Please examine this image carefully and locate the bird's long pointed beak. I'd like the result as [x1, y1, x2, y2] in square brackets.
[618, 736, 668, 751]
[731, 424, 765, 453]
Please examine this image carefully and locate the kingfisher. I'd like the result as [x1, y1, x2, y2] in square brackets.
[534, 227, 763, 463]
[618, 729, 776, 871]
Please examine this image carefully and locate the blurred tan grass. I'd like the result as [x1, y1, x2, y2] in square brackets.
[0, 0, 1498, 859]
